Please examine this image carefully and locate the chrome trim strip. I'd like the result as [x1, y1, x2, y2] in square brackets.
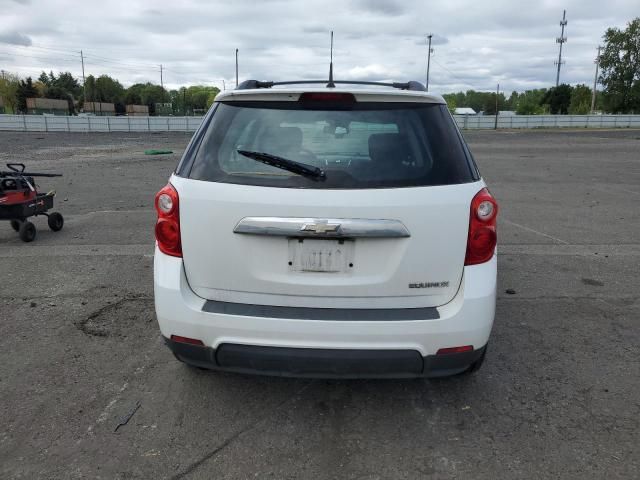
[203, 300, 438, 320]
[233, 217, 410, 238]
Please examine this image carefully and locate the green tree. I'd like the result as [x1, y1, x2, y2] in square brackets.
[54, 72, 81, 98]
[94, 75, 125, 103]
[44, 85, 75, 114]
[542, 84, 572, 114]
[38, 71, 51, 86]
[463, 90, 487, 113]
[83, 75, 125, 113]
[442, 94, 457, 114]
[483, 92, 506, 115]
[0, 72, 20, 113]
[599, 18, 640, 113]
[569, 84, 592, 114]
[16, 77, 39, 113]
[125, 83, 169, 114]
[506, 91, 519, 111]
[515, 89, 547, 115]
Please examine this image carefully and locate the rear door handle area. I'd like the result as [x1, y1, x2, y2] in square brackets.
[233, 217, 411, 238]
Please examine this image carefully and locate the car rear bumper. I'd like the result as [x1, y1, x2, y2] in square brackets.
[166, 336, 487, 378]
[154, 246, 496, 378]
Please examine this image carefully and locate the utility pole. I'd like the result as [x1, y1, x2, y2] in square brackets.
[494, 83, 500, 130]
[80, 50, 86, 104]
[591, 45, 601, 114]
[327, 31, 335, 88]
[235, 49, 239, 87]
[160, 64, 164, 89]
[426, 34, 433, 91]
[222, 79, 226, 91]
[555, 10, 568, 87]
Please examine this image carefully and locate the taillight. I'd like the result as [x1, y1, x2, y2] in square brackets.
[437, 345, 474, 355]
[155, 183, 181, 257]
[170, 335, 204, 346]
[465, 188, 498, 266]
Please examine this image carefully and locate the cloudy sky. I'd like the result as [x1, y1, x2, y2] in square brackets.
[0, 0, 637, 93]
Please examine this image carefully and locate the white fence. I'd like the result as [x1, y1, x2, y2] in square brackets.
[0, 115, 204, 132]
[1, 113, 640, 132]
[453, 114, 640, 129]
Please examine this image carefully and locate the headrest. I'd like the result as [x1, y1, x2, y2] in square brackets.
[368, 133, 409, 165]
[260, 126, 303, 153]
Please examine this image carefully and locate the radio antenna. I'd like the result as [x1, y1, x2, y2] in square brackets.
[327, 31, 335, 88]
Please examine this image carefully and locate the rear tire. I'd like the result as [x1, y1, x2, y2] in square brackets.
[10, 220, 21, 232]
[48, 212, 64, 232]
[19, 221, 36, 242]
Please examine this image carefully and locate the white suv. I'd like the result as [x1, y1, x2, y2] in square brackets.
[154, 80, 498, 378]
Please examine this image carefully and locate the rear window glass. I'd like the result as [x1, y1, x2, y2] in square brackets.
[186, 101, 478, 189]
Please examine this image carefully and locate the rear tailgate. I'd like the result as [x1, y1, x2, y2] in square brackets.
[174, 175, 483, 309]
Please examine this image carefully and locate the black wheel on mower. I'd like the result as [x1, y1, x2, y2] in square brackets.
[10, 220, 22, 232]
[47, 212, 64, 232]
[19, 221, 36, 242]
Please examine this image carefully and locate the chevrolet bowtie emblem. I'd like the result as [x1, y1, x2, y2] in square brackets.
[300, 222, 341, 234]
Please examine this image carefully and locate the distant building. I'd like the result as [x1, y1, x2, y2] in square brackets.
[499, 110, 516, 116]
[454, 107, 477, 115]
[83, 102, 115, 116]
[26, 98, 69, 115]
[155, 103, 173, 116]
[126, 104, 149, 116]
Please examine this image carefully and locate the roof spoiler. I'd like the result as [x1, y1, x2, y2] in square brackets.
[236, 80, 426, 92]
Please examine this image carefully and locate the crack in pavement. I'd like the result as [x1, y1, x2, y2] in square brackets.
[169, 381, 313, 480]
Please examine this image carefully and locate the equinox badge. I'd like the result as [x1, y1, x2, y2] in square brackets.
[409, 281, 450, 289]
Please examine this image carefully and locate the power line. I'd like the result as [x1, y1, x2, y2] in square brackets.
[82, 53, 159, 69]
[9, 44, 81, 58]
[8, 42, 160, 70]
[0, 51, 79, 64]
[430, 58, 475, 88]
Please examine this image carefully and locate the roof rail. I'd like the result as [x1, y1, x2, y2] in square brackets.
[236, 80, 426, 91]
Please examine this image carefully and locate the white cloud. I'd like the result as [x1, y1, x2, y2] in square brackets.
[0, 0, 637, 93]
[0, 31, 32, 46]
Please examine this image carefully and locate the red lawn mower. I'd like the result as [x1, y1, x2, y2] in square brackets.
[0, 163, 64, 242]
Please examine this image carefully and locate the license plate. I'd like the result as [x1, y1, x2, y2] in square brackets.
[288, 239, 354, 273]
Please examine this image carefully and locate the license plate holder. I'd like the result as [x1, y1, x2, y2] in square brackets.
[288, 238, 354, 273]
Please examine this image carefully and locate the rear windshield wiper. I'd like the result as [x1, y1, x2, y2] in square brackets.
[237, 150, 326, 181]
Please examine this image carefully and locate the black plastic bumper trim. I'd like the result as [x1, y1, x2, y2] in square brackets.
[164, 337, 485, 379]
[202, 300, 439, 321]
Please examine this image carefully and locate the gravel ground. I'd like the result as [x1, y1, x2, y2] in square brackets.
[0, 129, 639, 479]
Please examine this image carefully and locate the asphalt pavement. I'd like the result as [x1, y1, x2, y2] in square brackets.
[0, 129, 639, 479]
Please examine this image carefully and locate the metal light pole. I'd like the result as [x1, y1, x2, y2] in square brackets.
[235, 49, 239, 87]
[555, 10, 568, 87]
[426, 34, 433, 91]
